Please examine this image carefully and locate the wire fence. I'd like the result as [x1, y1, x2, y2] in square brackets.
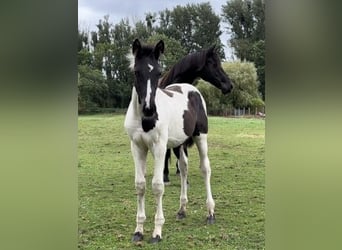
[78, 107, 266, 118]
[207, 106, 265, 117]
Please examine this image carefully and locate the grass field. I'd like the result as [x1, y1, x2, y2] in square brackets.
[78, 114, 265, 249]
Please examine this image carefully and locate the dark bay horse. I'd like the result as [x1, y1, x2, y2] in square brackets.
[124, 39, 224, 243]
[159, 47, 233, 183]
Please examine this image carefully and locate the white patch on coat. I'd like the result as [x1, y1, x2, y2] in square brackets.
[148, 64, 154, 72]
[145, 79, 152, 108]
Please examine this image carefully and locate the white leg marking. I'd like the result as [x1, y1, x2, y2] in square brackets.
[131, 141, 148, 234]
[151, 141, 167, 238]
[194, 135, 215, 216]
[145, 79, 151, 109]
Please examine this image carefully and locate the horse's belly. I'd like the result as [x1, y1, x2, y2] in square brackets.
[166, 120, 188, 148]
[167, 136, 188, 148]
[156, 98, 189, 148]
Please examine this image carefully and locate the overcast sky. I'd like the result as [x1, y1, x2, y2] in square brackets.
[78, 0, 233, 59]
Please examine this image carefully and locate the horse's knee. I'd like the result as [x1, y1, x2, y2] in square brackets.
[135, 181, 146, 195]
[178, 161, 188, 175]
[199, 155, 210, 170]
[152, 182, 164, 196]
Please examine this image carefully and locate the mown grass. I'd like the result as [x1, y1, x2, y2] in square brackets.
[78, 114, 265, 249]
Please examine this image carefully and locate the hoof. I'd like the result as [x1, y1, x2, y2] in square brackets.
[207, 214, 215, 224]
[132, 232, 143, 242]
[149, 235, 162, 244]
[163, 175, 170, 184]
[176, 211, 186, 220]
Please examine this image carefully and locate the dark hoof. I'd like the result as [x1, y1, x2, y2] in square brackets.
[176, 211, 186, 220]
[207, 214, 215, 224]
[132, 232, 143, 242]
[149, 235, 162, 244]
[163, 175, 170, 183]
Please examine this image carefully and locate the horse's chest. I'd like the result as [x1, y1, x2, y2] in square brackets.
[125, 116, 164, 147]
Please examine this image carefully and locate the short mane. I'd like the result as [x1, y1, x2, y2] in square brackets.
[159, 49, 209, 88]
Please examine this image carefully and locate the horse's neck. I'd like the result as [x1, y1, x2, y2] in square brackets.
[161, 66, 199, 87]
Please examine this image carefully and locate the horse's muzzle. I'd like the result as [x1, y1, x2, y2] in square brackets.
[142, 102, 156, 117]
[221, 84, 233, 94]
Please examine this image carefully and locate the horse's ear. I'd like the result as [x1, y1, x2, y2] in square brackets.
[132, 39, 141, 56]
[207, 45, 216, 55]
[154, 40, 164, 59]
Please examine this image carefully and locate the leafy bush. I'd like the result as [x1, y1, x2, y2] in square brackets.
[78, 65, 108, 113]
[196, 60, 264, 115]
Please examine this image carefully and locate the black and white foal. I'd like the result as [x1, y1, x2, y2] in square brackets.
[124, 39, 215, 243]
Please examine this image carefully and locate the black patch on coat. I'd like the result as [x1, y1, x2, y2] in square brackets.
[141, 112, 159, 132]
[183, 91, 208, 137]
[161, 89, 173, 97]
[166, 85, 183, 94]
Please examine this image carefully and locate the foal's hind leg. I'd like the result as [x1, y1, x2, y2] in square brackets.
[175, 145, 188, 219]
[194, 134, 215, 224]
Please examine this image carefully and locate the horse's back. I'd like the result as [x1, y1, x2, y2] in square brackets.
[165, 83, 202, 95]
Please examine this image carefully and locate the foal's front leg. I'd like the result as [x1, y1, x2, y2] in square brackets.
[131, 141, 148, 242]
[150, 142, 167, 243]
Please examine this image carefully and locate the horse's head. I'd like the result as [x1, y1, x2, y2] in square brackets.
[131, 39, 164, 118]
[200, 46, 233, 94]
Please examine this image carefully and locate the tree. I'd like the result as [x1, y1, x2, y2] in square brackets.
[222, 0, 265, 99]
[111, 19, 135, 108]
[156, 3, 225, 58]
[147, 34, 186, 72]
[78, 29, 92, 66]
[78, 65, 108, 112]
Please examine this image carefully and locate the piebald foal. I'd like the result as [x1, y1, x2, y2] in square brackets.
[124, 39, 215, 243]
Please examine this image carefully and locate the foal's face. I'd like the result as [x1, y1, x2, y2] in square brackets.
[201, 48, 233, 94]
[132, 39, 164, 117]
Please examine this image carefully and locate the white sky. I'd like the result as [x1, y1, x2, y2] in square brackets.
[78, 0, 234, 59]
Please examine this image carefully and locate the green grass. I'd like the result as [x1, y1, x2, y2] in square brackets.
[79, 114, 265, 249]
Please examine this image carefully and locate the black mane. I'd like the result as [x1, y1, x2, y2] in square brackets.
[159, 49, 210, 88]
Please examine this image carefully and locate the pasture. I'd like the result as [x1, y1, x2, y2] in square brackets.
[78, 114, 265, 249]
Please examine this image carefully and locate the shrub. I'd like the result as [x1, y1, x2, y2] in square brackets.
[196, 60, 264, 115]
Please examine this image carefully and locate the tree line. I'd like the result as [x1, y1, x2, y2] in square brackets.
[78, 1, 265, 113]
